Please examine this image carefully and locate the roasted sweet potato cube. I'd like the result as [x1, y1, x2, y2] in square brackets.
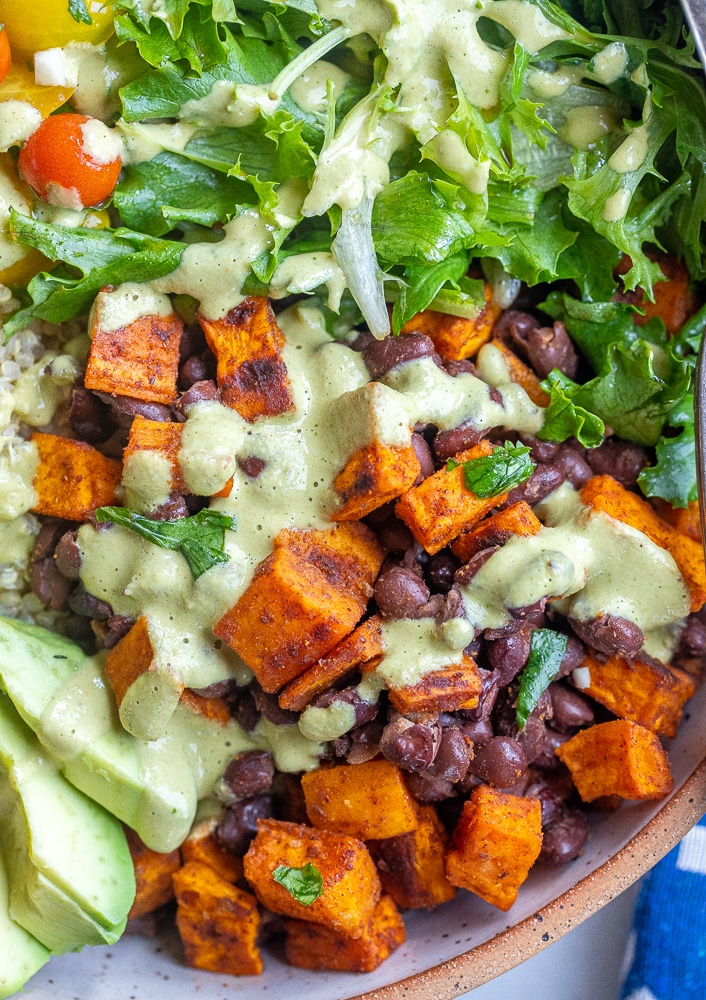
[367, 805, 455, 910]
[383, 654, 482, 715]
[85, 291, 182, 404]
[243, 819, 381, 937]
[653, 498, 702, 543]
[401, 285, 501, 360]
[633, 254, 698, 336]
[451, 501, 542, 563]
[284, 894, 405, 972]
[31, 432, 122, 521]
[333, 442, 421, 521]
[214, 523, 384, 692]
[576, 653, 695, 738]
[485, 339, 550, 407]
[395, 441, 504, 554]
[198, 296, 294, 421]
[581, 475, 706, 611]
[123, 415, 186, 495]
[173, 860, 262, 975]
[125, 827, 180, 919]
[181, 817, 243, 883]
[179, 689, 231, 726]
[301, 760, 420, 840]
[555, 719, 674, 802]
[278, 617, 384, 712]
[445, 785, 542, 911]
[105, 614, 184, 741]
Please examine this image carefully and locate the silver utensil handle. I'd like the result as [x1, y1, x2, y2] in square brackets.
[680, 0, 706, 66]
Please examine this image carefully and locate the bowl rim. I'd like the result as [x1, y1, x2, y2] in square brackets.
[352, 757, 706, 1000]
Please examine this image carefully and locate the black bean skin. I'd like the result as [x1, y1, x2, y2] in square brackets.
[374, 564, 430, 619]
[216, 795, 275, 855]
[586, 438, 647, 488]
[506, 463, 565, 507]
[148, 495, 190, 521]
[445, 359, 476, 377]
[54, 531, 81, 580]
[679, 616, 706, 656]
[363, 334, 436, 379]
[433, 421, 486, 461]
[411, 433, 435, 483]
[423, 727, 471, 782]
[455, 547, 499, 586]
[376, 515, 416, 554]
[458, 718, 494, 744]
[466, 736, 527, 788]
[493, 309, 538, 342]
[177, 379, 219, 412]
[458, 668, 499, 723]
[96, 392, 172, 424]
[523, 436, 560, 465]
[484, 621, 534, 685]
[311, 686, 379, 728]
[525, 782, 564, 826]
[524, 322, 579, 379]
[103, 615, 134, 649]
[553, 446, 593, 488]
[69, 388, 116, 444]
[379, 719, 438, 772]
[404, 771, 456, 802]
[250, 681, 299, 726]
[426, 551, 461, 594]
[231, 687, 260, 732]
[32, 522, 66, 561]
[539, 810, 591, 864]
[568, 614, 644, 657]
[223, 750, 275, 799]
[30, 558, 71, 612]
[548, 683, 595, 731]
[237, 456, 267, 478]
[68, 583, 112, 620]
[556, 634, 587, 677]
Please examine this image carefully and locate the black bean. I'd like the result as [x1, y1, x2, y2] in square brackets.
[539, 810, 590, 864]
[177, 379, 219, 412]
[363, 333, 436, 379]
[411, 432, 435, 482]
[231, 687, 260, 732]
[30, 558, 71, 611]
[506, 463, 564, 507]
[223, 750, 275, 799]
[191, 679, 240, 699]
[374, 564, 430, 619]
[586, 438, 647, 488]
[379, 719, 438, 772]
[467, 736, 527, 788]
[97, 392, 173, 424]
[458, 668, 499, 722]
[528, 726, 570, 770]
[54, 531, 81, 580]
[484, 621, 534, 684]
[679, 616, 706, 656]
[178, 324, 207, 361]
[350, 330, 375, 352]
[350, 716, 385, 745]
[445, 359, 477, 377]
[522, 435, 560, 465]
[458, 718, 494, 743]
[524, 322, 578, 379]
[525, 781, 564, 826]
[250, 681, 299, 726]
[147, 495, 190, 521]
[238, 456, 267, 478]
[455, 547, 499, 586]
[556, 634, 587, 677]
[68, 583, 113, 620]
[332, 735, 352, 758]
[568, 613, 644, 657]
[424, 727, 471, 782]
[103, 615, 134, 649]
[493, 309, 538, 342]
[509, 598, 547, 624]
[311, 686, 379, 728]
[433, 421, 486, 462]
[553, 445, 593, 488]
[216, 794, 275, 855]
[32, 522, 67, 562]
[548, 683, 595, 731]
[376, 515, 416, 554]
[69, 388, 116, 444]
[426, 551, 461, 594]
[404, 771, 456, 803]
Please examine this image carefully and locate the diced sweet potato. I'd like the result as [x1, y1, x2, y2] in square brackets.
[576, 653, 695, 738]
[395, 440, 505, 554]
[487, 339, 550, 407]
[181, 817, 244, 883]
[243, 819, 381, 937]
[198, 296, 294, 421]
[581, 475, 706, 611]
[105, 614, 184, 741]
[214, 523, 384, 692]
[445, 785, 542, 911]
[401, 284, 501, 360]
[301, 760, 420, 840]
[367, 805, 455, 910]
[123, 415, 187, 494]
[31, 432, 122, 521]
[125, 827, 181, 920]
[555, 719, 674, 802]
[451, 500, 542, 563]
[284, 894, 405, 972]
[653, 498, 702, 543]
[332, 442, 420, 521]
[179, 689, 231, 726]
[85, 297, 183, 404]
[278, 617, 384, 712]
[173, 860, 262, 975]
[632, 254, 698, 336]
[381, 654, 482, 715]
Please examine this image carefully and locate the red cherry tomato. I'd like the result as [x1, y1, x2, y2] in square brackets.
[0, 29, 11, 86]
[18, 112, 122, 210]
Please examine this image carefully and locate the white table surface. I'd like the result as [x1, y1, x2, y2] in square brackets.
[462, 880, 641, 999]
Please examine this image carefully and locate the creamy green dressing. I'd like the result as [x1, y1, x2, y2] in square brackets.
[458, 483, 689, 658]
[376, 616, 470, 688]
[89, 284, 174, 335]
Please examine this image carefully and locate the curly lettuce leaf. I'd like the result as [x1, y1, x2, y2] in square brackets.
[638, 394, 698, 508]
[537, 370, 606, 447]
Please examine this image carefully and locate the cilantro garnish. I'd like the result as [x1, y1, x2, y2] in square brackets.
[68, 0, 92, 25]
[447, 442, 535, 498]
[95, 507, 236, 580]
[516, 629, 569, 730]
[272, 863, 324, 906]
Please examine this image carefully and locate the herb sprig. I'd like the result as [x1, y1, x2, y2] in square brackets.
[272, 863, 324, 906]
[516, 629, 569, 729]
[447, 442, 535, 498]
[95, 507, 237, 580]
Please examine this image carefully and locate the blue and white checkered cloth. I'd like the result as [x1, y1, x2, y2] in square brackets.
[620, 813, 706, 1000]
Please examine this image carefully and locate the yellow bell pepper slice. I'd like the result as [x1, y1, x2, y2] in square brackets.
[0, 64, 73, 118]
[2, 1, 114, 59]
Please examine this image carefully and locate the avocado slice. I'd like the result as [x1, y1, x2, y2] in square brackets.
[0, 691, 135, 952]
[0, 849, 49, 1000]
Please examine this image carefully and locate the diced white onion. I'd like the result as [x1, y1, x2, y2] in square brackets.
[572, 666, 591, 690]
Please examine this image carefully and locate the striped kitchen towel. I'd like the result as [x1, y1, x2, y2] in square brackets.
[620, 813, 706, 1000]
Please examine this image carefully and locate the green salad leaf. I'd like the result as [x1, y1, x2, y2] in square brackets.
[449, 442, 535, 498]
[516, 629, 569, 730]
[537, 371, 606, 448]
[638, 394, 699, 508]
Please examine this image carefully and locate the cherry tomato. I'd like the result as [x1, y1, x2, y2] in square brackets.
[0, 29, 12, 87]
[1, 1, 114, 59]
[18, 113, 122, 209]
